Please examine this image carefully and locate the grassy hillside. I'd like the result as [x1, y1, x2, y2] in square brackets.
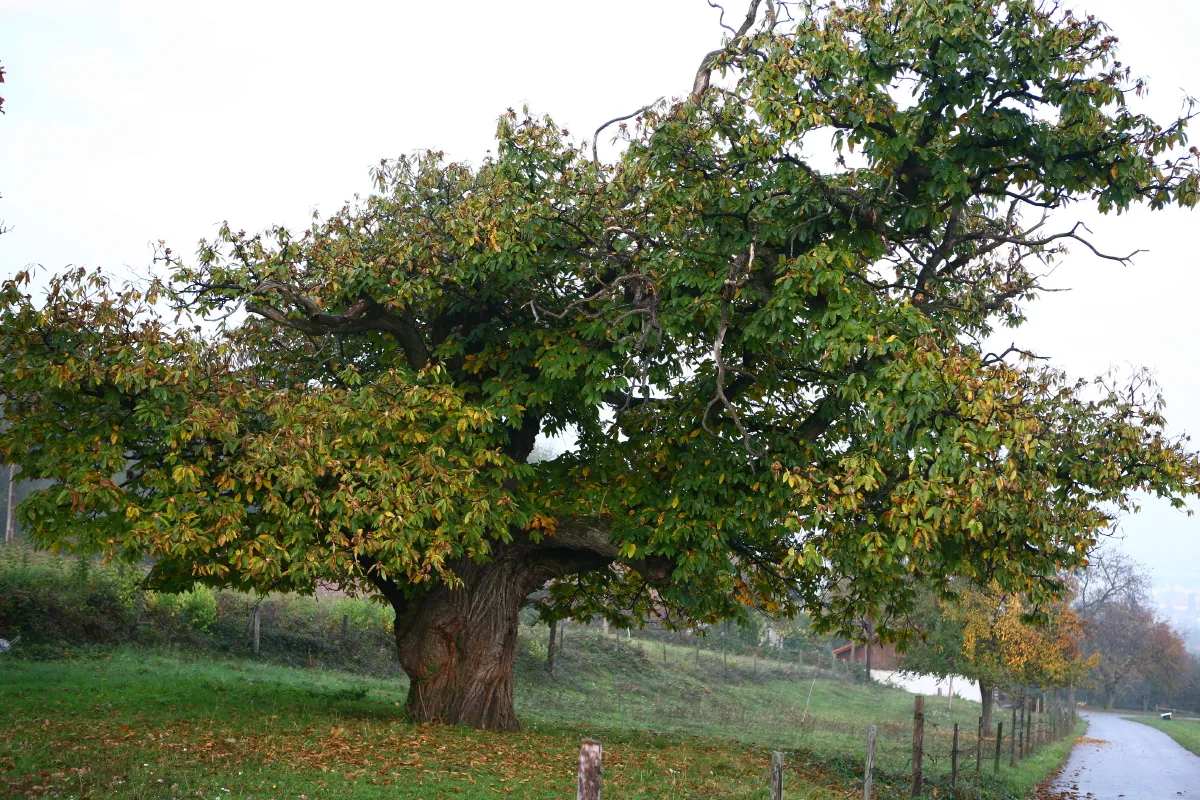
[2, 627, 1080, 799]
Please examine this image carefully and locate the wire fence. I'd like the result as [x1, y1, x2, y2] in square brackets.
[572, 689, 1079, 799]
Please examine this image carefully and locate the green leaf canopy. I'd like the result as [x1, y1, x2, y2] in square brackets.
[3, 0, 1199, 644]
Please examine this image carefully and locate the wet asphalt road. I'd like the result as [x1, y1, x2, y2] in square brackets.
[1050, 710, 1200, 799]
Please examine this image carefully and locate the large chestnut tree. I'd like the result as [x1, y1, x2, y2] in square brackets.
[3, 0, 1199, 730]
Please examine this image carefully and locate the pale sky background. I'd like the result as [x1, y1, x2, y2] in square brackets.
[2, 0, 1199, 587]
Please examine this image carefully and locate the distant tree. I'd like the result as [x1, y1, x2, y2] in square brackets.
[2, 1, 1200, 730]
[1085, 602, 1186, 709]
[1075, 552, 1188, 709]
[1074, 550, 1151, 616]
[899, 581, 1089, 730]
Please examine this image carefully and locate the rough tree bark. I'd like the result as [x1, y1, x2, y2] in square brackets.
[390, 549, 541, 731]
[370, 521, 670, 732]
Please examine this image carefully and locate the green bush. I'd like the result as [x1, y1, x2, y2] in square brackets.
[0, 545, 141, 646]
[146, 586, 218, 634]
[0, 546, 397, 675]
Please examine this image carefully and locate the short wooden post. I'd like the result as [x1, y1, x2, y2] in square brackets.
[770, 751, 785, 800]
[951, 723, 959, 788]
[994, 722, 1003, 773]
[578, 738, 602, 800]
[1009, 704, 1017, 767]
[341, 613, 349, 638]
[252, 603, 261, 654]
[864, 724, 877, 800]
[548, 619, 558, 675]
[975, 715, 983, 779]
[911, 695, 924, 798]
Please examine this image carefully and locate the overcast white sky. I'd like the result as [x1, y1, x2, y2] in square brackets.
[2, 0, 1198, 585]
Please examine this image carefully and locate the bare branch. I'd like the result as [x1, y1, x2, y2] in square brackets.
[692, 0, 763, 101]
[593, 102, 661, 163]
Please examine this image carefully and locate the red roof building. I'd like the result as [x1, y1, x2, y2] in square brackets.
[832, 635, 900, 670]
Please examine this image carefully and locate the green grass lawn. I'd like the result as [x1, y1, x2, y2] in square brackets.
[1126, 714, 1200, 755]
[2, 632, 1082, 799]
[2, 651, 800, 800]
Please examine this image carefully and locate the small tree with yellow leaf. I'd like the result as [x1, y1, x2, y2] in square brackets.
[899, 581, 1089, 731]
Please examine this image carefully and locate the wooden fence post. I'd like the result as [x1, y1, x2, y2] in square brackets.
[1023, 694, 1031, 757]
[1010, 704, 1017, 767]
[341, 613, 349, 639]
[951, 723, 959, 789]
[1018, 694, 1026, 759]
[578, 739, 602, 800]
[994, 722, 1003, 774]
[548, 619, 558, 675]
[864, 724, 877, 800]
[770, 751, 785, 800]
[1033, 697, 1040, 749]
[911, 695, 924, 798]
[252, 603, 261, 654]
[975, 715, 983, 779]
[1038, 696, 1045, 747]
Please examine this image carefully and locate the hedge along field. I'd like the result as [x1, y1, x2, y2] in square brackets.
[0, 545, 398, 673]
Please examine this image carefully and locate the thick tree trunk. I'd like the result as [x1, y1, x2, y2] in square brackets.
[979, 681, 994, 732]
[373, 525, 647, 732]
[1103, 683, 1115, 711]
[390, 550, 532, 731]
